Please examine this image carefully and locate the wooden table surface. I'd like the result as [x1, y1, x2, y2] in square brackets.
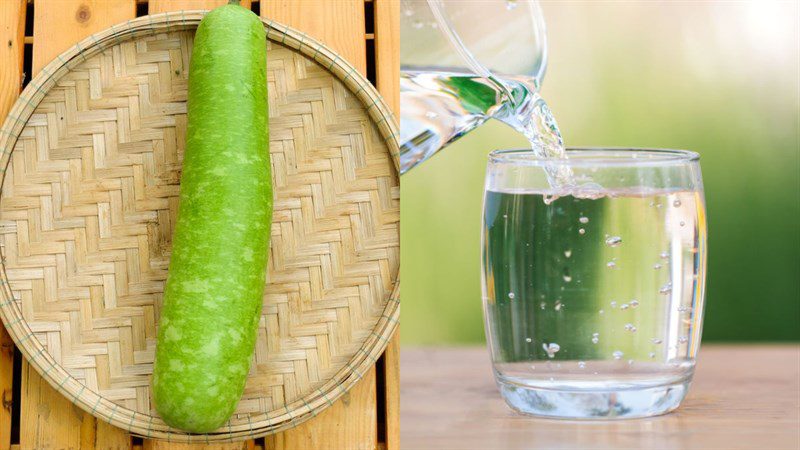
[400, 345, 800, 450]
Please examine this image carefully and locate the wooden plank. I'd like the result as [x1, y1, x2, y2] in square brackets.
[381, 332, 399, 450]
[149, 0, 252, 13]
[371, 3, 398, 448]
[401, 345, 800, 449]
[262, 0, 367, 74]
[23, 3, 136, 448]
[260, 2, 378, 448]
[140, 3, 255, 447]
[143, 441, 255, 450]
[374, 0, 399, 116]
[0, 2, 26, 450]
[32, 0, 137, 74]
[265, 368, 378, 450]
[19, 361, 84, 449]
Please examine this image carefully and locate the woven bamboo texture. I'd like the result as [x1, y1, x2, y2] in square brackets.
[0, 11, 399, 442]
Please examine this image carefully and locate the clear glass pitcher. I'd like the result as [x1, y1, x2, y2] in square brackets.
[400, 0, 549, 173]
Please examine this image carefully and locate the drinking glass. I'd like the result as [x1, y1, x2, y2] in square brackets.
[481, 148, 707, 419]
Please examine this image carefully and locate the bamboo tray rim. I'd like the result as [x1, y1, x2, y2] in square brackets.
[0, 10, 400, 442]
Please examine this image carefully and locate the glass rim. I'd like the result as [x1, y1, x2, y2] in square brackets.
[488, 148, 701, 167]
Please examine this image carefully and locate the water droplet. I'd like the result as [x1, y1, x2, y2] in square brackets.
[628, 359, 635, 366]
[651, 338, 663, 345]
[578, 228, 586, 235]
[564, 250, 572, 258]
[612, 350, 624, 360]
[540, 301, 546, 310]
[630, 300, 640, 308]
[411, 19, 424, 29]
[429, 21, 439, 29]
[403, 8, 414, 17]
[620, 303, 629, 310]
[542, 342, 560, 358]
[656, 203, 663, 209]
[649, 352, 656, 359]
[508, 292, 515, 299]
[606, 261, 617, 269]
[505, 0, 518, 10]
[673, 199, 682, 207]
[554, 301, 563, 311]
[579, 216, 589, 224]
[562, 274, 572, 283]
[591, 332, 600, 344]
[598, 309, 605, 315]
[605, 236, 622, 247]
[649, 201, 655, 207]
[624, 323, 637, 332]
[425, 111, 438, 119]
[610, 301, 617, 308]
[679, 221, 686, 227]
[653, 263, 662, 270]
[525, 337, 532, 343]
[679, 336, 688, 343]
[660, 251, 670, 260]
[659, 282, 673, 295]
[677, 305, 692, 313]
[578, 361, 586, 369]
[503, 214, 508, 219]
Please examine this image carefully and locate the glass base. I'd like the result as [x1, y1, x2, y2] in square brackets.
[497, 377, 691, 420]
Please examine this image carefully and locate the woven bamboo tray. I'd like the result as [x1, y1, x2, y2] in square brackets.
[0, 11, 399, 442]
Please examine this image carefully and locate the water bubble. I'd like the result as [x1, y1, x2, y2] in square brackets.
[679, 221, 686, 227]
[649, 201, 655, 207]
[649, 352, 656, 359]
[591, 332, 600, 344]
[606, 261, 617, 269]
[540, 301, 547, 310]
[673, 199, 682, 207]
[508, 292, 515, 299]
[628, 359, 635, 366]
[656, 203, 663, 209]
[653, 263, 662, 270]
[543, 194, 559, 205]
[562, 274, 572, 283]
[503, 214, 508, 219]
[525, 337, 532, 343]
[578, 361, 586, 369]
[429, 21, 439, 29]
[564, 250, 572, 258]
[425, 111, 438, 119]
[578, 228, 586, 235]
[554, 301, 563, 311]
[679, 336, 688, 343]
[630, 300, 640, 308]
[505, 0, 519, 10]
[598, 309, 605, 315]
[650, 338, 663, 345]
[660, 251, 670, 260]
[677, 306, 692, 313]
[610, 301, 617, 308]
[605, 236, 622, 247]
[612, 350, 624, 360]
[579, 216, 589, 224]
[624, 323, 637, 332]
[403, 8, 414, 16]
[543, 342, 560, 358]
[411, 19, 424, 29]
[659, 282, 673, 295]
[620, 303, 630, 310]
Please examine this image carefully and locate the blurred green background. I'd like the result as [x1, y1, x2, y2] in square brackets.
[401, 2, 799, 345]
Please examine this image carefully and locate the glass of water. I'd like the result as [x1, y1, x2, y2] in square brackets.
[481, 148, 707, 419]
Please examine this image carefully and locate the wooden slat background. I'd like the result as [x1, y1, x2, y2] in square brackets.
[0, 1, 399, 449]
